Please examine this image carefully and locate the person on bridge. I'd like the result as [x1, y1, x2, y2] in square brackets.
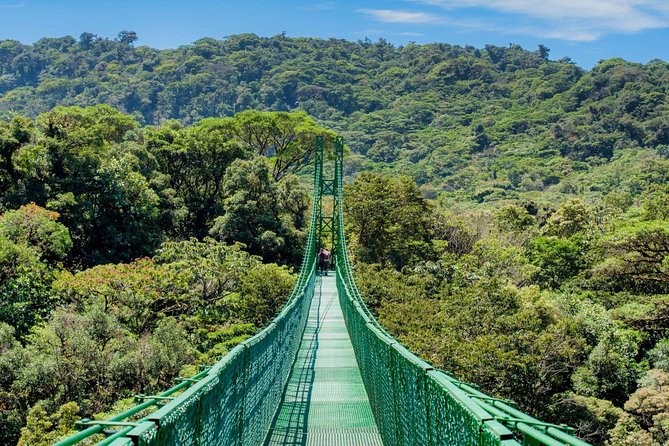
[318, 247, 331, 275]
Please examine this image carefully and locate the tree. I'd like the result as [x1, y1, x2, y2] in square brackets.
[17, 402, 78, 446]
[0, 116, 33, 200]
[117, 31, 138, 46]
[345, 173, 432, 269]
[13, 105, 162, 265]
[461, 237, 537, 286]
[494, 204, 535, 232]
[78, 32, 97, 49]
[607, 413, 657, 446]
[472, 123, 490, 152]
[36, 104, 138, 145]
[209, 157, 306, 264]
[431, 209, 481, 256]
[572, 328, 645, 406]
[231, 110, 336, 181]
[84, 154, 162, 263]
[648, 338, 669, 371]
[0, 203, 71, 261]
[234, 263, 295, 326]
[538, 44, 550, 60]
[145, 118, 250, 237]
[0, 235, 56, 338]
[621, 369, 669, 444]
[542, 198, 592, 238]
[156, 238, 258, 320]
[528, 236, 586, 289]
[375, 276, 585, 416]
[0, 323, 28, 444]
[53, 258, 189, 334]
[548, 394, 624, 445]
[594, 220, 669, 293]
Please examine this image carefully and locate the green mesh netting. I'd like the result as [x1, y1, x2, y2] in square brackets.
[138, 275, 315, 446]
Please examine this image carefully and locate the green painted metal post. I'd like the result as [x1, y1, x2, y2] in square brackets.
[314, 135, 324, 254]
[332, 136, 344, 268]
[315, 135, 343, 270]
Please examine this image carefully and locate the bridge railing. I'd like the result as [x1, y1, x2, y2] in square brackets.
[333, 171, 591, 446]
[55, 151, 322, 446]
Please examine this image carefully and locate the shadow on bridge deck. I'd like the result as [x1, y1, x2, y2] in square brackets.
[264, 275, 383, 446]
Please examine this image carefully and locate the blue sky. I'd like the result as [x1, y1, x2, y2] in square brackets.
[0, 0, 668, 69]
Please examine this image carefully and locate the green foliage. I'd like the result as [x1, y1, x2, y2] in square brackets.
[621, 369, 669, 445]
[431, 209, 484, 256]
[641, 186, 669, 220]
[17, 401, 79, 446]
[231, 110, 336, 180]
[0, 104, 319, 267]
[541, 198, 592, 238]
[209, 157, 307, 263]
[374, 276, 585, 415]
[3, 105, 162, 265]
[528, 236, 586, 289]
[0, 33, 668, 444]
[346, 171, 669, 444]
[0, 323, 27, 444]
[0, 116, 33, 202]
[234, 263, 295, 326]
[461, 237, 538, 286]
[572, 328, 646, 406]
[344, 172, 432, 269]
[142, 111, 320, 242]
[35, 104, 138, 145]
[144, 118, 250, 237]
[494, 204, 535, 232]
[648, 339, 669, 371]
[593, 220, 669, 293]
[606, 413, 658, 446]
[2, 35, 667, 207]
[0, 206, 61, 338]
[548, 393, 624, 445]
[53, 258, 189, 334]
[198, 323, 256, 363]
[155, 238, 257, 322]
[0, 203, 71, 261]
[1, 231, 297, 442]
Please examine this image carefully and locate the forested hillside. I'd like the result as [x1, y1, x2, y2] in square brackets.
[1, 33, 668, 206]
[345, 172, 669, 446]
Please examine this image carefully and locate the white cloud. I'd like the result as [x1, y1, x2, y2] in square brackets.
[412, 0, 669, 40]
[358, 9, 447, 24]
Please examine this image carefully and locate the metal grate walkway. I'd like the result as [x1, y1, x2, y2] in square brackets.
[265, 274, 383, 446]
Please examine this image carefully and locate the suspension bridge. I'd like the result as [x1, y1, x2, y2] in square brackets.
[56, 137, 590, 446]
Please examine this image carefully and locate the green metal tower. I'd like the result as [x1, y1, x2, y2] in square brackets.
[315, 135, 344, 260]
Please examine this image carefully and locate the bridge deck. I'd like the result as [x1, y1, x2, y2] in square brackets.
[265, 274, 383, 446]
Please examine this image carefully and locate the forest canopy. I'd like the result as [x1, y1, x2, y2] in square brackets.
[1, 33, 668, 208]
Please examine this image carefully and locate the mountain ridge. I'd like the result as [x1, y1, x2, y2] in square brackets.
[1, 33, 668, 206]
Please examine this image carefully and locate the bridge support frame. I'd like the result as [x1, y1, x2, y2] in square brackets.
[314, 135, 344, 265]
